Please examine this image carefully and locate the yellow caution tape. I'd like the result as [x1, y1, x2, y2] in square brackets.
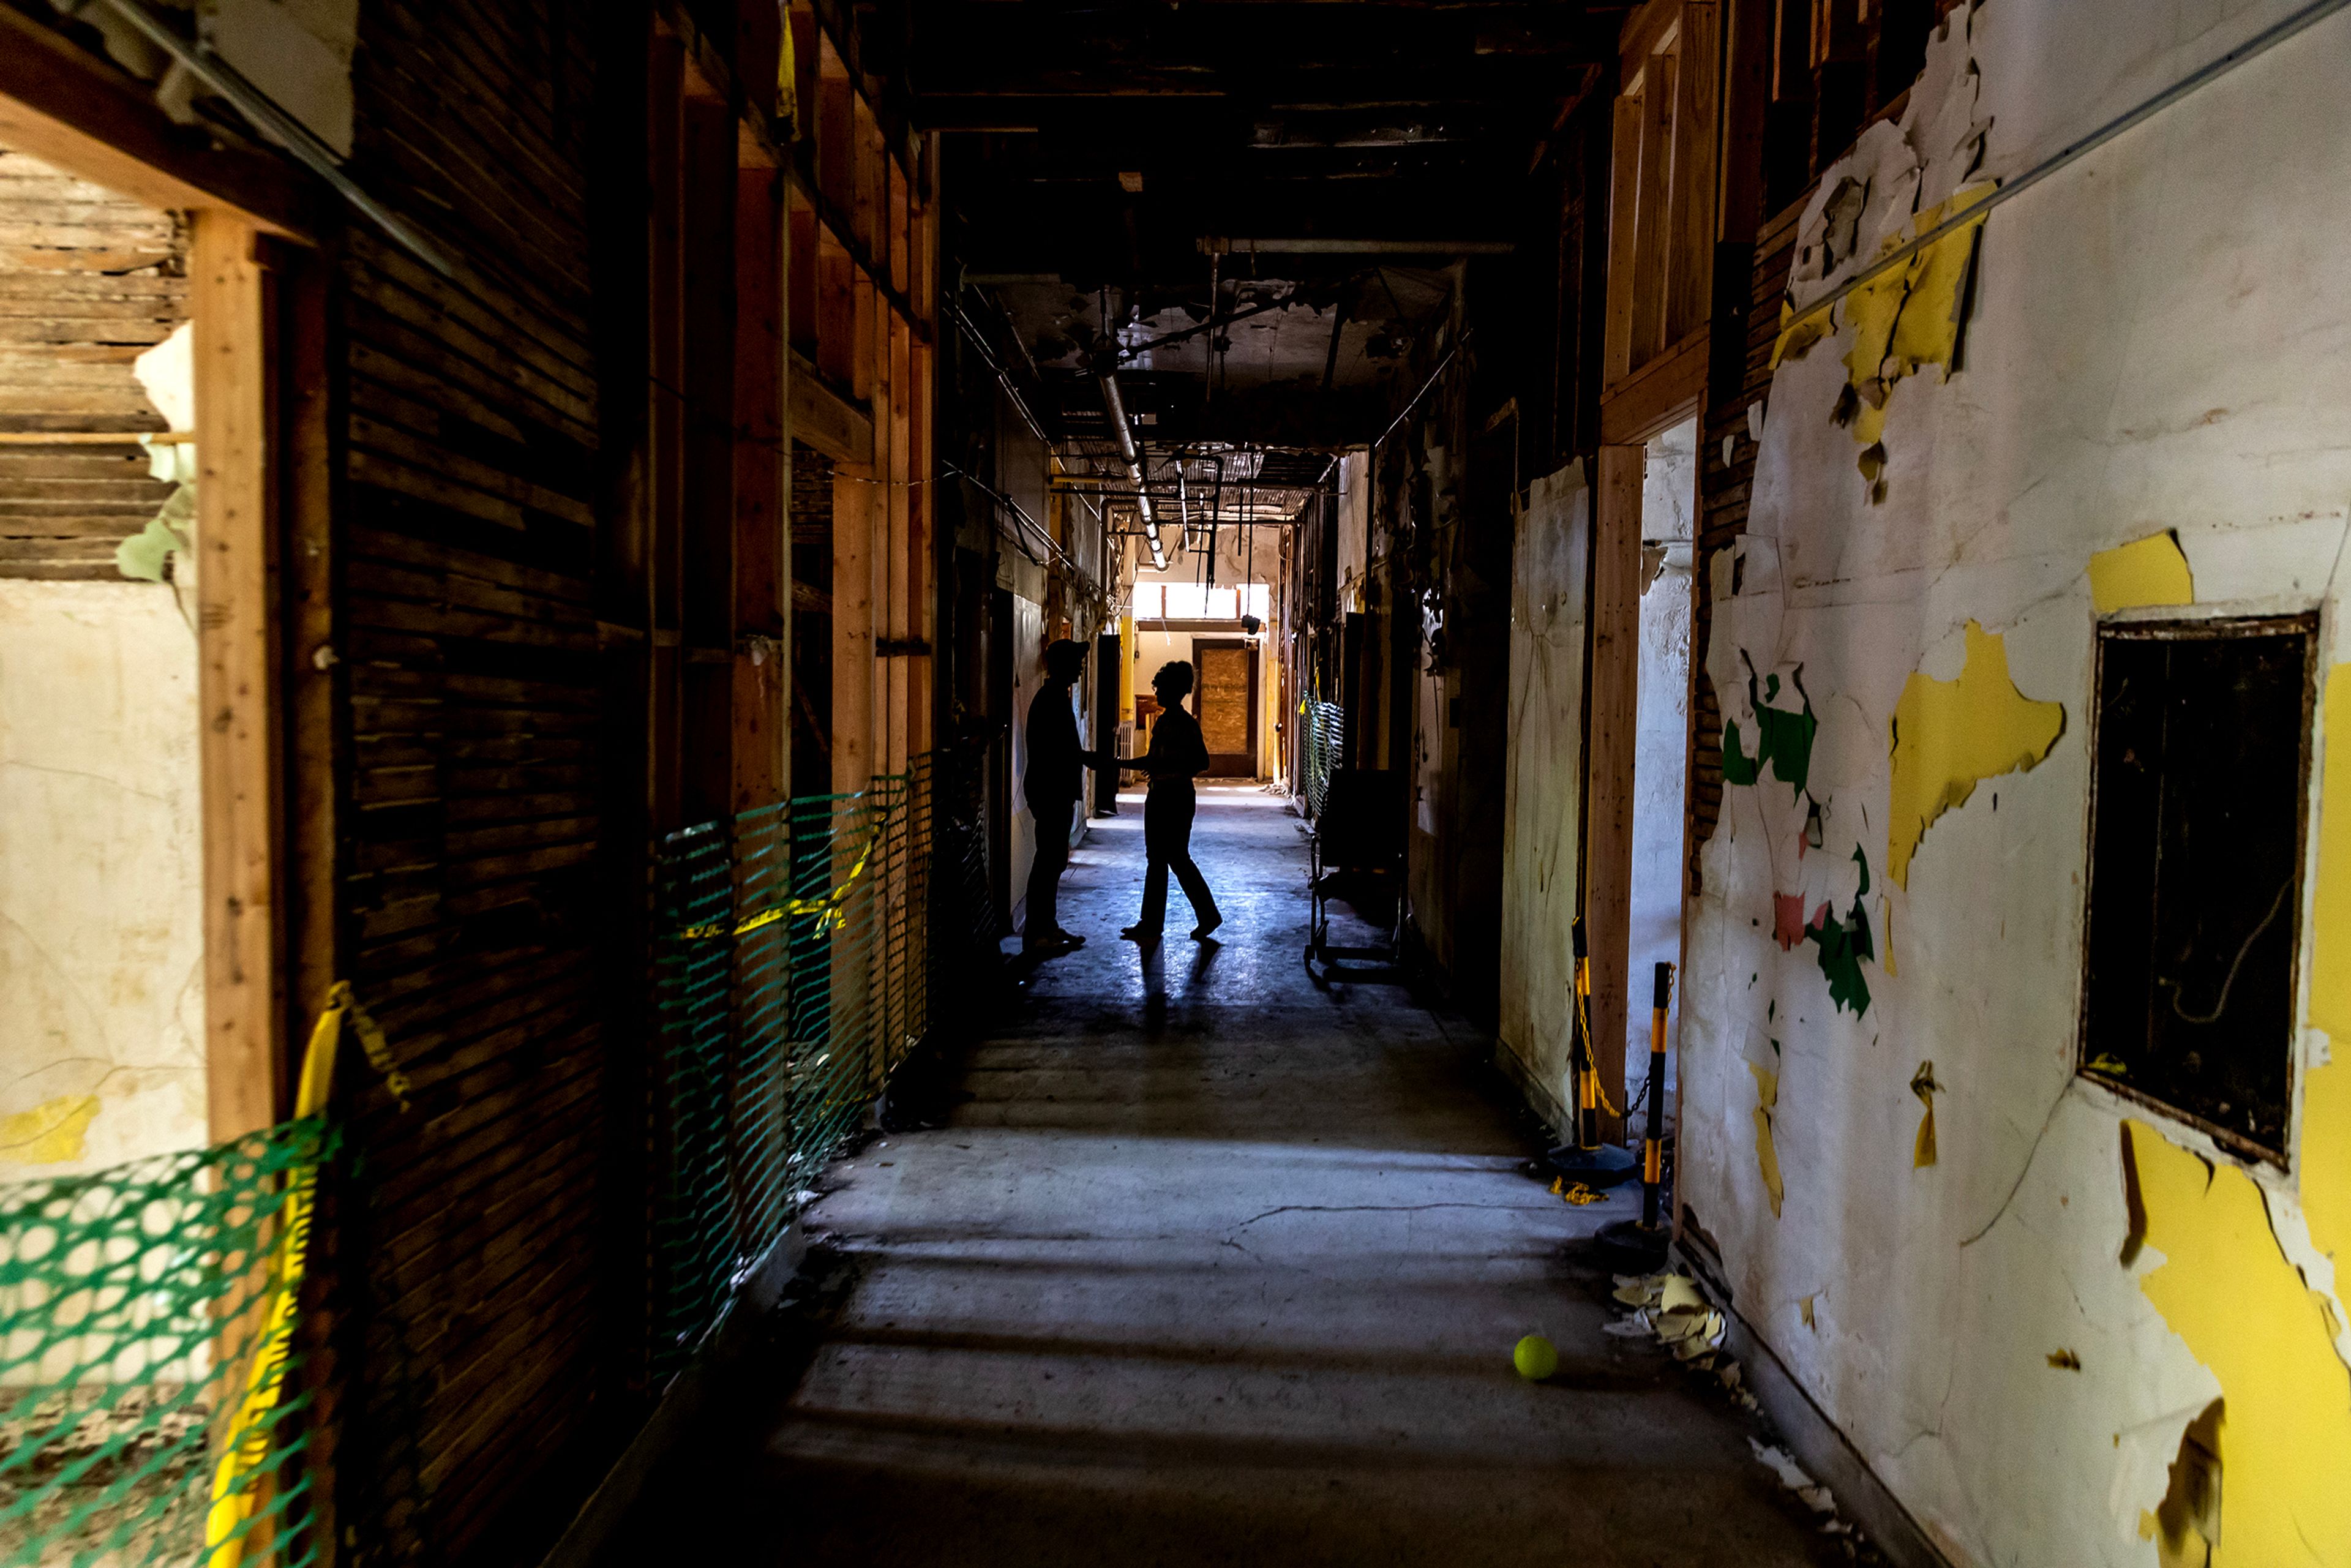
[205, 982, 402, 1567]
[677, 812, 891, 940]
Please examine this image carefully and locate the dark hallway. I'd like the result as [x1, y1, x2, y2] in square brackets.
[593, 791, 1839, 1566]
[6, 2, 2344, 1565]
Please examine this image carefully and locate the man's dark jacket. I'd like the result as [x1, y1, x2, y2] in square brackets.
[1023, 683, 1090, 809]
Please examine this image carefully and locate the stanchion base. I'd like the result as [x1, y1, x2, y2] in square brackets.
[1543, 1142, 1640, 1188]
[1594, 1217, 1670, 1270]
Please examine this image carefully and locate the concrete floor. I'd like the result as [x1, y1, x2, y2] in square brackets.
[602, 786, 1845, 1566]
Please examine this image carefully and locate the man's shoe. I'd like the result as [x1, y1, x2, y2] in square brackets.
[1190, 913, 1223, 942]
[1120, 923, 1161, 942]
[1022, 931, 1083, 956]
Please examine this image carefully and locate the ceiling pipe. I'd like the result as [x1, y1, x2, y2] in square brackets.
[1095, 353, 1166, 570]
[1196, 236, 1515, 256]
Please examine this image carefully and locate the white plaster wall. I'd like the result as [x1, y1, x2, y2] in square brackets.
[1499, 463, 1590, 1119]
[1681, 5, 2351, 1564]
[1008, 593, 1045, 930]
[1632, 422, 1695, 1070]
[0, 580, 206, 1174]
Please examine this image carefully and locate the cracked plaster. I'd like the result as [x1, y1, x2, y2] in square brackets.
[0, 580, 206, 1174]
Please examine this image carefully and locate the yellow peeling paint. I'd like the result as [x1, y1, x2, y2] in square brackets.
[0, 1095, 100, 1165]
[2089, 533, 2195, 615]
[1774, 184, 1995, 469]
[1750, 1063, 1785, 1218]
[1886, 622, 2066, 888]
[2303, 664, 2351, 1275]
[2139, 1507, 2216, 1568]
[2124, 1119, 2351, 1564]
[1910, 1062, 1940, 1169]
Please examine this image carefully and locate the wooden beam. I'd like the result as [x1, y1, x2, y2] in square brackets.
[1600, 323, 1708, 443]
[788, 349, 874, 463]
[0, 9, 313, 239]
[1584, 443, 1646, 1139]
[193, 211, 283, 1142]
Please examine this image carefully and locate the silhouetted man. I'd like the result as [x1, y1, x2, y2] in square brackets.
[1122, 659, 1222, 943]
[1021, 639, 1110, 955]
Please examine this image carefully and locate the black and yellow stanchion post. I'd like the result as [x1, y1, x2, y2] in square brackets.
[1544, 917, 1638, 1188]
[1598, 961, 1675, 1266]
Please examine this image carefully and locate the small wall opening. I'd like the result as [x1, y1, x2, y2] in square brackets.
[2080, 613, 2314, 1162]
[0, 141, 204, 1174]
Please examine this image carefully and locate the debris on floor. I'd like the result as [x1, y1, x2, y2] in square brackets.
[1607, 1272, 1876, 1558]
[1750, 1439, 1846, 1527]
[1607, 1272, 1740, 1382]
[1550, 1175, 1603, 1206]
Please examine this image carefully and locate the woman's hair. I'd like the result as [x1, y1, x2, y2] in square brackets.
[1153, 659, 1194, 698]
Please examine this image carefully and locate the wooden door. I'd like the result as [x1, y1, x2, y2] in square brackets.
[1191, 639, 1259, 778]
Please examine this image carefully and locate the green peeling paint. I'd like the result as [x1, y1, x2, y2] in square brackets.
[1805, 896, 1875, 1016]
[1722, 656, 1820, 799]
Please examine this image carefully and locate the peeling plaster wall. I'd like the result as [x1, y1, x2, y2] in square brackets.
[1499, 462, 1589, 1123]
[0, 580, 205, 1174]
[201, 0, 359, 157]
[1682, 3, 2351, 1563]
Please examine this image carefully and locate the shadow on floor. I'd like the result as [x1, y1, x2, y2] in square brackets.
[585, 788, 1851, 1567]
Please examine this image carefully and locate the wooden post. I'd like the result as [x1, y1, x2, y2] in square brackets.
[647, 34, 688, 835]
[192, 209, 284, 1142]
[909, 163, 937, 760]
[1584, 443, 1645, 1139]
[735, 163, 789, 811]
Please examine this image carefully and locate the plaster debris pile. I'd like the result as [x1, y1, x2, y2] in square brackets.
[1607, 1272, 1738, 1383]
[1749, 1439, 1861, 1545]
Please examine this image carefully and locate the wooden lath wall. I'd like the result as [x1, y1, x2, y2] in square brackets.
[330, 0, 613, 1558]
[0, 146, 186, 579]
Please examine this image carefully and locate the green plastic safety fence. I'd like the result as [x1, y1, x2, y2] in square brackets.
[649, 759, 936, 1377]
[0, 1121, 328, 1568]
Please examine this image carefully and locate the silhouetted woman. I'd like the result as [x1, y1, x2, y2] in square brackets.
[1122, 660, 1222, 942]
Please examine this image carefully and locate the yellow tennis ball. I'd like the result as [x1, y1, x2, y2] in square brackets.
[1513, 1334, 1559, 1381]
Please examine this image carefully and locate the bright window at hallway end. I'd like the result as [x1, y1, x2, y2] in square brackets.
[2080, 613, 2315, 1163]
[1132, 583, 1270, 623]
